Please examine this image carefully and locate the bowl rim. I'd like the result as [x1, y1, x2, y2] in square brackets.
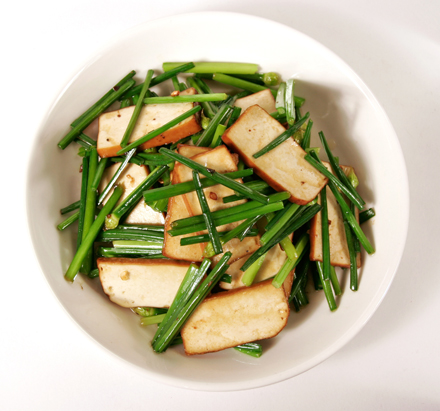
[25, 11, 410, 391]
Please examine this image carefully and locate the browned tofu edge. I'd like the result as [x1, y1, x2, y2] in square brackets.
[181, 279, 290, 355]
[309, 164, 362, 268]
[221, 106, 327, 205]
[97, 88, 202, 158]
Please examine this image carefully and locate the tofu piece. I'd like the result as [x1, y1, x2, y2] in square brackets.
[222, 105, 328, 205]
[221, 244, 289, 289]
[97, 88, 202, 157]
[162, 146, 211, 262]
[234, 89, 276, 114]
[97, 258, 192, 308]
[221, 238, 295, 299]
[98, 163, 164, 225]
[174, 145, 260, 264]
[176, 144, 209, 158]
[181, 279, 290, 355]
[309, 162, 361, 268]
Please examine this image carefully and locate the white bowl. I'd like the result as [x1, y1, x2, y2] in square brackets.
[26, 12, 409, 391]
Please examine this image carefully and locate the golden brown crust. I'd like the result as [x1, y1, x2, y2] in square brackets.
[97, 87, 202, 158]
[222, 128, 321, 206]
[181, 279, 290, 355]
[97, 117, 202, 158]
[222, 106, 328, 205]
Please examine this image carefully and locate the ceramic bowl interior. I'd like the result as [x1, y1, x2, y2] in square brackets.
[27, 12, 409, 391]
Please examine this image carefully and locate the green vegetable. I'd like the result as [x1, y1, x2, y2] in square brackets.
[179, 228, 258, 246]
[260, 203, 301, 246]
[227, 106, 242, 127]
[132, 307, 168, 317]
[120, 98, 132, 108]
[288, 257, 310, 303]
[301, 120, 313, 150]
[97, 247, 165, 258]
[98, 149, 136, 205]
[203, 215, 262, 258]
[152, 253, 231, 353]
[163, 62, 259, 74]
[304, 152, 365, 210]
[320, 185, 331, 281]
[91, 157, 108, 191]
[112, 240, 163, 251]
[318, 131, 366, 209]
[344, 220, 358, 291]
[168, 202, 284, 237]
[359, 208, 375, 224]
[60, 200, 81, 215]
[316, 262, 337, 311]
[171, 192, 289, 230]
[272, 234, 309, 288]
[71, 70, 136, 127]
[58, 79, 135, 150]
[140, 314, 167, 326]
[77, 133, 96, 147]
[80, 148, 98, 274]
[285, 79, 296, 125]
[187, 77, 217, 119]
[143, 94, 227, 104]
[105, 165, 168, 229]
[65, 186, 123, 282]
[241, 253, 267, 287]
[196, 104, 232, 146]
[239, 204, 321, 272]
[211, 73, 305, 107]
[143, 169, 252, 203]
[57, 211, 79, 231]
[329, 265, 342, 296]
[159, 148, 269, 204]
[276, 82, 286, 114]
[119, 63, 195, 100]
[327, 181, 374, 254]
[97, 228, 164, 242]
[232, 72, 280, 87]
[120, 70, 154, 148]
[210, 124, 227, 148]
[233, 343, 263, 358]
[192, 170, 223, 255]
[76, 155, 89, 249]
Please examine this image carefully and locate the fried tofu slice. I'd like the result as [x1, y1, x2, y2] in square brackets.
[181, 279, 290, 355]
[176, 144, 208, 158]
[97, 258, 192, 308]
[222, 105, 327, 205]
[174, 145, 260, 264]
[221, 238, 295, 299]
[309, 162, 361, 268]
[221, 244, 289, 289]
[162, 145, 211, 262]
[97, 88, 202, 157]
[234, 89, 276, 114]
[98, 162, 164, 225]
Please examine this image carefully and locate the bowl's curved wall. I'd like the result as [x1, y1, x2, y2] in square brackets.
[26, 12, 409, 391]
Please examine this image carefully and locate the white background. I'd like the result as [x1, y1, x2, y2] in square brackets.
[2, 0, 440, 409]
